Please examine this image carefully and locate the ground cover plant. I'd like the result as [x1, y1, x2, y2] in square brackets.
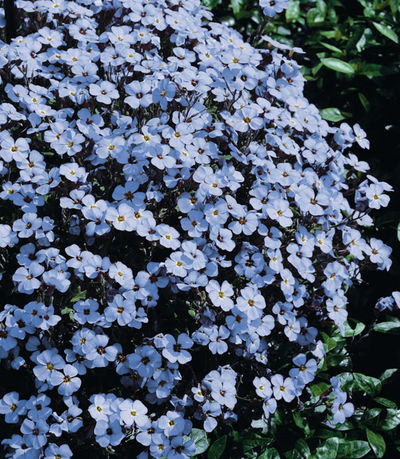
[0, 0, 399, 458]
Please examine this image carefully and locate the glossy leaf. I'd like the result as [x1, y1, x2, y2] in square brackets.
[292, 412, 310, 435]
[310, 382, 331, 397]
[202, 0, 219, 8]
[374, 319, 400, 334]
[242, 433, 269, 452]
[320, 107, 346, 122]
[357, 62, 384, 78]
[312, 437, 339, 459]
[321, 58, 355, 74]
[374, 397, 397, 409]
[316, 0, 327, 12]
[320, 42, 342, 53]
[207, 435, 227, 459]
[293, 438, 311, 458]
[230, 0, 245, 15]
[344, 321, 365, 337]
[380, 368, 397, 382]
[286, 0, 300, 21]
[337, 440, 370, 458]
[338, 372, 381, 395]
[362, 408, 382, 424]
[379, 409, 400, 431]
[190, 429, 209, 456]
[260, 448, 280, 459]
[307, 7, 326, 26]
[358, 93, 370, 111]
[390, 0, 400, 15]
[321, 333, 338, 352]
[373, 22, 399, 43]
[366, 429, 386, 458]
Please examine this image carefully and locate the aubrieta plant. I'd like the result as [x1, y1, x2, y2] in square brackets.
[0, 0, 394, 457]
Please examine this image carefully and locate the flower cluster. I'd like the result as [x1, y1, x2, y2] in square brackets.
[192, 365, 237, 432]
[329, 377, 354, 425]
[375, 291, 400, 312]
[0, 0, 392, 457]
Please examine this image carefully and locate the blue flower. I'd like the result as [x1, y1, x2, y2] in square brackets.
[271, 374, 296, 403]
[119, 399, 148, 427]
[152, 79, 176, 110]
[94, 415, 124, 447]
[44, 443, 73, 459]
[206, 280, 234, 312]
[160, 333, 193, 364]
[208, 326, 230, 355]
[20, 418, 49, 449]
[0, 392, 26, 424]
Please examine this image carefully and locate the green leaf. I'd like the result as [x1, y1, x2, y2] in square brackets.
[260, 448, 280, 459]
[321, 332, 338, 352]
[362, 408, 382, 424]
[379, 409, 400, 431]
[358, 93, 370, 111]
[380, 368, 397, 382]
[315, 428, 344, 439]
[325, 353, 351, 369]
[374, 319, 400, 334]
[338, 372, 381, 395]
[332, 420, 354, 431]
[357, 62, 384, 78]
[234, 9, 254, 19]
[344, 320, 365, 337]
[310, 382, 331, 397]
[286, 0, 300, 21]
[202, 0, 219, 8]
[337, 440, 370, 458]
[373, 22, 399, 43]
[307, 7, 326, 26]
[366, 429, 386, 458]
[207, 435, 227, 459]
[242, 433, 269, 452]
[312, 437, 339, 459]
[374, 397, 397, 409]
[320, 42, 342, 53]
[71, 286, 87, 302]
[320, 107, 346, 122]
[190, 429, 209, 456]
[321, 58, 355, 74]
[320, 30, 339, 39]
[390, 0, 400, 16]
[362, 3, 376, 16]
[375, 0, 391, 9]
[230, 0, 245, 15]
[293, 438, 311, 458]
[251, 418, 269, 430]
[292, 412, 310, 435]
[347, 26, 365, 52]
[316, 0, 327, 12]
[60, 307, 75, 321]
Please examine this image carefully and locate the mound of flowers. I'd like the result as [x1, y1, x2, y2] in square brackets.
[0, 0, 392, 457]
